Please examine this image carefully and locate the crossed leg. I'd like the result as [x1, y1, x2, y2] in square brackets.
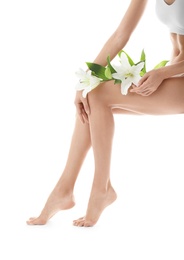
[27, 77, 184, 226]
[26, 105, 138, 225]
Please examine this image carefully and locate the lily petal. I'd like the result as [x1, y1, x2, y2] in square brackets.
[131, 75, 141, 85]
[131, 62, 144, 74]
[90, 76, 101, 89]
[112, 72, 125, 81]
[75, 68, 101, 97]
[75, 81, 89, 90]
[75, 68, 88, 78]
[121, 78, 132, 95]
[82, 87, 91, 98]
[120, 52, 131, 69]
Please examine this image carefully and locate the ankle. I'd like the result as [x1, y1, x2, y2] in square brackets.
[92, 180, 113, 193]
[59, 175, 76, 189]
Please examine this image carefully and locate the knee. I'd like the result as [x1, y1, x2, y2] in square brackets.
[88, 82, 109, 107]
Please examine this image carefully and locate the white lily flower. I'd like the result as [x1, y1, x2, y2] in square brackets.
[112, 52, 144, 95]
[75, 68, 101, 98]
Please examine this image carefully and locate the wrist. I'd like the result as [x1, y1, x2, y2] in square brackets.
[157, 66, 173, 80]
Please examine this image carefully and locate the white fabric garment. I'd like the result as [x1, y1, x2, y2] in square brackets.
[155, 0, 184, 35]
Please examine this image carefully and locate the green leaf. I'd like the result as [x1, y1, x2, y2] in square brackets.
[105, 67, 112, 79]
[107, 56, 116, 73]
[140, 71, 145, 77]
[140, 49, 146, 74]
[86, 62, 109, 80]
[154, 60, 169, 69]
[114, 79, 122, 84]
[140, 49, 146, 62]
[119, 50, 134, 66]
[134, 60, 146, 77]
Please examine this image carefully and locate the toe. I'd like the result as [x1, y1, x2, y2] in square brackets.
[73, 218, 85, 227]
[73, 218, 94, 227]
[26, 217, 36, 225]
[73, 216, 84, 222]
[76, 220, 85, 227]
[26, 216, 47, 225]
[73, 216, 85, 226]
[83, 221, 93, 227]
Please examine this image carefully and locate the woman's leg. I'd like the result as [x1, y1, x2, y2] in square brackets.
[27, 116, 92, 225]
[26, 107, 137, 225]
[73, 77, 184, 227]
[73, 93, 117, 227]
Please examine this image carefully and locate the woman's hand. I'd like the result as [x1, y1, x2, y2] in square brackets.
[74, 91, 90, 123]
[130, 69, 164, 96]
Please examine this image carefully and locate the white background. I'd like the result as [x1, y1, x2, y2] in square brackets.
[0, 0, 184, 259]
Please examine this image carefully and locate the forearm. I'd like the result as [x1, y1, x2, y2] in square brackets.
[92, 0, 148, 66]
[159, 60, 184, 79]
[92, 33, 129, 66]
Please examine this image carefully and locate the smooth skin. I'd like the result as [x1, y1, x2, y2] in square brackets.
[27, 0, 184, 227]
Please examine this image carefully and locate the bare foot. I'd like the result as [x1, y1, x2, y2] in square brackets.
[26, 189, 75, 225]
[73, 186, 117, 227]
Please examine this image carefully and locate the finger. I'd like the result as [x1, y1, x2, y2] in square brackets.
[130, 86, 146, 93]
[130, 88, 137, 93]
[82, 97, 90, 115]
[131, 88, 150, 95]
[76, 104, 85, 124]
[81, 108, 89, 123]
[79, 112, 85, 124]
[130, 85, 139, 92]
[131, 82, 147, 91]
[137, 84, 150, 93]
[139, 90, 152, 96]
[137, 74, 148, 86]
[144, 91, 153, 96]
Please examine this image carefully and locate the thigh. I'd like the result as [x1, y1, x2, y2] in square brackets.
[93, 77, 184, 115]
[112, 108, 143, 115]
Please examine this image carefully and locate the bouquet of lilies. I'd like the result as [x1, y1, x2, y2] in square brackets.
[75, 49, 168, 98]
